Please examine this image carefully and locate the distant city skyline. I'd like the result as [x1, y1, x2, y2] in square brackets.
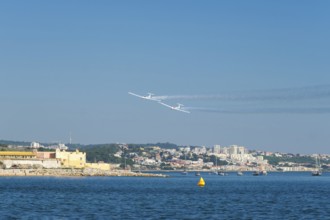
[1, 1, 330, 154]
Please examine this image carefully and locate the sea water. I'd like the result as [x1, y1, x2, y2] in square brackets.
[0, 172, 329, 219]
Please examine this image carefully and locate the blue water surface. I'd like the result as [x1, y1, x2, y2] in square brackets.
[0, 172, 329, 219]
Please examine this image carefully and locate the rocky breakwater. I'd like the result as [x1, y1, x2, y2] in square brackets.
[0, 168, 168, 177]
[82, 168, 168, 177]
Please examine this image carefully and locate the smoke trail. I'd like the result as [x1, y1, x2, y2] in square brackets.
[186, 107, 330, 114]
[152, 95, 168, 100]
[161, 85, 330, 102]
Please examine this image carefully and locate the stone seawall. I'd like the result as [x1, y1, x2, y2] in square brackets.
[0, 168, 167, 177]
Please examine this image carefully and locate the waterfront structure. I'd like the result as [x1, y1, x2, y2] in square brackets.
[0, 149, 94, 170]
[279, 166, 314, 172]
[1, 159, 61, 169]
[3, 142, 328, 172]
[0, 151, 36, 159]
[85, 162, 111, 171]
[36, 151, 56, 159]
[0, 151, 60, 169]
[55, 149, 86, 168]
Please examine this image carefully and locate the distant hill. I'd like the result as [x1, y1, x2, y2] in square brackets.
[0, 140, 185, 150]
[65, 143, 86, 150]
[128, 142, 180, 149]
[147, 142, 180, 149]
[71, 142, 181, 163]
[79, 144, 122, 163]
[0, 140, 31, 146]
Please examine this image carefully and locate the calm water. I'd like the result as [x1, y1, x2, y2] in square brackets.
[0, 172, 330, 219]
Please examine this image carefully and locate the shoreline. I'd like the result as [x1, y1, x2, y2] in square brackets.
[137, 169, 324, 173]
[0, 168, 168, 177]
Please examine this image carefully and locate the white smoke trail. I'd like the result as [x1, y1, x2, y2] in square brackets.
[161, 85, 330, 102]
[152, 95, 168, 100]
[185, 107, 330, 114]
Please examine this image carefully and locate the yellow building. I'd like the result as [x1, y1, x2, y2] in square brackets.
[55, 149, 86, 168]
[0, 151, 36, 159]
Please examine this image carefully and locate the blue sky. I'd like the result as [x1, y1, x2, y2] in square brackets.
[1, 1, 330, 153]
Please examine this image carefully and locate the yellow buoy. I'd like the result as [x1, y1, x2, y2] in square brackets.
[197, 177, 205, 187]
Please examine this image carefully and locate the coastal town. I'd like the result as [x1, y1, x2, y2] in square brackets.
[0, 140, 329, 175]
[123, 144, 329, 173]
[0, 141, 165, 177]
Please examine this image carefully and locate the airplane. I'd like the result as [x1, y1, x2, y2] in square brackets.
[128, 92, 164, 102]
[158, 102, 191, 113]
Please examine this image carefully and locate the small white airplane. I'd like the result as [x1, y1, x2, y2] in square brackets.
[158, 102, 190, 113]
[128, 92, 163, 101]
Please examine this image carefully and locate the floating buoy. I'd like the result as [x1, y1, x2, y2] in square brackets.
[197, 177, 205, 187]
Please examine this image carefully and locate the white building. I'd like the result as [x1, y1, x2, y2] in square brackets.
[237, 146, 247, 154]
[58, 143, 68, 150]
[30, 142, 44, 149]
[220, 147, 229, 155]
[193, 146, 201, 155]
[213, 145, 221, 154]
[227, 145, 247, 155]
[184, 146, 191, 153]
